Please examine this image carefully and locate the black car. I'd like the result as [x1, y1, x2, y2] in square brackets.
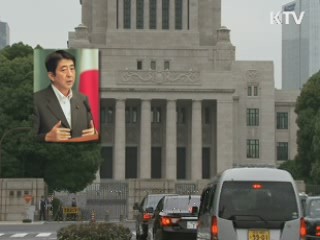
[152, 195, 200, 240]
[133, 194, 175, 240]
[305, 196, 320, 239]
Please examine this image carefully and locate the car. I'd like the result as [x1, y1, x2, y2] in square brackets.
[197, 167, 306, 240]
[304, 196, 320, 239]
[133, 193, 176, 240]
[299, 192, 308, 216]
[152, 194, 200, 240]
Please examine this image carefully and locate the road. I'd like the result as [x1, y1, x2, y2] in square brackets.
[0, 221, 136, 240]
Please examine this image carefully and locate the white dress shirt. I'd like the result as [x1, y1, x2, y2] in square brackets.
[51, 84, 73, 128]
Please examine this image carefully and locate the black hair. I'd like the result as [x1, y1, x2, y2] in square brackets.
[45, 50, 76, 75]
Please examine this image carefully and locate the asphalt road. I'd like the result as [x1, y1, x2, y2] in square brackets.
[0, 221, 136, 240]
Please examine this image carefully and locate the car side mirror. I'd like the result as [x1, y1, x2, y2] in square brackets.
[146, 207, 154, 213]
[191, 206, 198, 214]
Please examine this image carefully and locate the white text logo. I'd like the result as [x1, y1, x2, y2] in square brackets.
[270, 11, 305, 24]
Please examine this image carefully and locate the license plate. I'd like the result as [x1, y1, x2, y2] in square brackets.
[187, 221, 197, 229]
[248, 230, 270, 240]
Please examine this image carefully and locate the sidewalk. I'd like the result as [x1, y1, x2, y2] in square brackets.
[0, 221, 45, 225]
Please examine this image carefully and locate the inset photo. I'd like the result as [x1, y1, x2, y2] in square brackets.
[33, 48, 100, 143]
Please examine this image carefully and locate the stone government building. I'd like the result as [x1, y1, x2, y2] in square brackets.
[69, 0, 300, 181]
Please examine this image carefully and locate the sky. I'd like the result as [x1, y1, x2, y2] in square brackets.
[0, 0, 291, 89]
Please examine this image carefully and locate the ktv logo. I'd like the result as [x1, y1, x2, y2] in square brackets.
[270, 11, 305, 24]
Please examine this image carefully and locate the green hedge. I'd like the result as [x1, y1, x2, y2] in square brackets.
[57, 222, 132, 240]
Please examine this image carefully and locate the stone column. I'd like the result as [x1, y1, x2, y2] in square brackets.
[144, 0, 150, 29]
[157, 0, 162, 29]
[216, 99, 233, 173]
[169, 0, 175, 30]
[119, 0, 124, 29]
[183, 0, 188, 30]
[81, 0, 92, 31]
[114, 99, 126, 179]
[131, 0, 136, 29]
[140, 99, 151, 179]
[165, 100, 177, 179]
[91, 0, 107, 44]
[189, 0, 198, 30]
[191, 100, 202, 180]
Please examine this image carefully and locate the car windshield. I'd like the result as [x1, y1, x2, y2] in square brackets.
[307, 199, 320, 218]
[164, 196, 200, 212]
[219, 181, 299, 221]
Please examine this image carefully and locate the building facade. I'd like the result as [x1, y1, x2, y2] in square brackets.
[0, 21, 10, 49]
[69, 0, 299, 180]
[282, 0, 320, 90]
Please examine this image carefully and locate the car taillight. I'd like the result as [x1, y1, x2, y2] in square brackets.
[211, 216, 219, 240]
[300, 218, 307, 238]
[161, 216, 180, 226]
[316, 226, 320, 236]
[143, 213, 153, 221]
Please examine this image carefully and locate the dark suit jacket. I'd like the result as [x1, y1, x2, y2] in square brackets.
[33, 85, 92, 141]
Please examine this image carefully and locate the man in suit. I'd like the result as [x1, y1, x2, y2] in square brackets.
[34, 50, 95, 142]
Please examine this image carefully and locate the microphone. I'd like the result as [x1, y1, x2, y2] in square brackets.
[83, 100, 97, 134]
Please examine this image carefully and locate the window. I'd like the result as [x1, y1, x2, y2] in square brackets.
[177, 107, 186, 124]
[175, 0, 183, 29]
[277, 112, 288, 129]
[100, 147, 113, 178]
[149, 0, 157, 29]
[151, 147, 162, 178]
[248, 85, 258, 96]
[150, 60, 156, 70]
[126, 107, 137, 123]
[136, 0, 144, 29]
[247, 139, 259, 158]
[124, 0, 131, 29]
[116, 0, 119, 28]
[17, 191, 22, 198]
[162, 0, 170, 29]
[125, 147, 137, 178]
[101, 108, 106, 123]
[277, 142, 288, 160]
[164, 60, 170, 70]
[137, 60, 143, 70]
[247, 86, 252, 96]
[177, 147, 186, 179]
[219, 182, 298, 222]
[152, 107, 161, 123]
[247, 108, 259, 126]
[107, 107, 114, 123]
[204, 107, 210, 124]
[202, 148, 210, 179]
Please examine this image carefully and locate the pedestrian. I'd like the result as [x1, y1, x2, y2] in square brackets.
[39, 196, 46, 221]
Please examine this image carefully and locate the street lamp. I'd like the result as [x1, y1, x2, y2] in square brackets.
[0, 127, 31, 178]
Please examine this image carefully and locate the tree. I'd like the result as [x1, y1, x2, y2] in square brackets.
[0, 43, 102, 192]
[295, 70, 320, 183]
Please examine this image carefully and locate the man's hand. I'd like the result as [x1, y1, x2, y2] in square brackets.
[45, 121, 71, 142]
[82, 120, 96, 137]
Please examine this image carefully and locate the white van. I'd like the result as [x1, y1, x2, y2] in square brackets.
[197, 168, 306, 240]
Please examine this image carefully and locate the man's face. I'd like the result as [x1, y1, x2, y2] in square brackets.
[48, 59, 75, 95]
